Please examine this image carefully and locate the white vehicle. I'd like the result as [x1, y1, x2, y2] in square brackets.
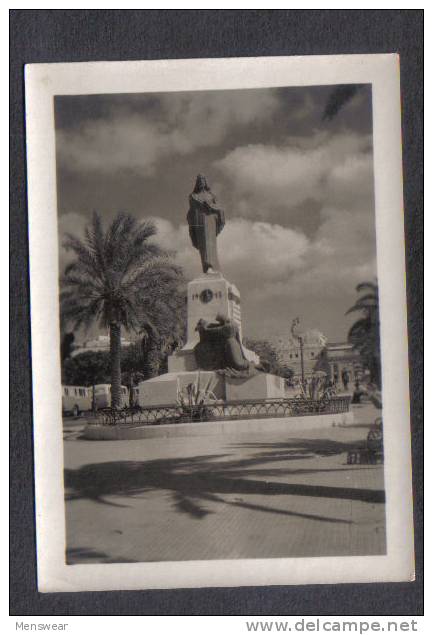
[62, 385, 92, 417]
[93, 384, 130, 409]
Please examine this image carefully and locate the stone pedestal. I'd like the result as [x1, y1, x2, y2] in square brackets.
[186, 271, 242, 345]
[137, 271, 271, 407]
[168, 271, 259, 372]
[137, 370, 225, 407]
[137, 369, 286, 407]
[225, 373, 286, 401]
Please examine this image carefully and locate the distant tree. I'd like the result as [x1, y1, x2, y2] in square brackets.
[244, 338, 293, 379]
[244, 338, 276, 373]
[62, 343, 146, 389]
[346, 280, 381, 388]
[120, 343, 146, 405]
[140, 294, 186, 379]
[277, 364, 295, 381]
[61, 332, 75, 361]
[60, 211, 183, 407]
[62, 351, 111, 386]
[121, 342, 145, 375]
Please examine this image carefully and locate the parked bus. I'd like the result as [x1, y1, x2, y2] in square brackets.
[93, 384, 130, 409]
[62, 385, 92, 417]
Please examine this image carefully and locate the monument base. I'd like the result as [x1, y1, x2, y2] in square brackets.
[177, 271, 260, 369]
[84, 411, 354, 441]
[167, 349, 198, 373]
[225, 373, 286, 401]
[137, 370, 286, 407]
[140, 261, 271, 407]
[137, 371, 225, 407]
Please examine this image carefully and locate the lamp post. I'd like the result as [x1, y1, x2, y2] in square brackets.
[299, 334, 305, 385]
[291, 317, 305, 385]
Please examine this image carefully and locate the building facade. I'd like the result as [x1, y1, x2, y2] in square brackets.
[321, 341, 363, 385]
[273, 330, 363, 385]
[71, 334, 133, 357]
[273, 329, 328, 380]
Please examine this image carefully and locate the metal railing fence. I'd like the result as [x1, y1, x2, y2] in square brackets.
[88, 395, 352, 427]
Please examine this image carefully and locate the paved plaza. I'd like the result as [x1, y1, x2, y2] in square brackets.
[63, 403, 385, 564]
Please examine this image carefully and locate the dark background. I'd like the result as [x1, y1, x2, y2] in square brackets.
[10, 9, 423, 616]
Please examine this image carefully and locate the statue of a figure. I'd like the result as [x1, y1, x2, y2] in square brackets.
[187, 174, 225, 273]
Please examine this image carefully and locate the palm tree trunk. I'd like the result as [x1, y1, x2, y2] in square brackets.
[110, 322, 122, 409]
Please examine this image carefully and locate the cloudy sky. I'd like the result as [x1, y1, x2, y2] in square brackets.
[55, 83, 376, 343]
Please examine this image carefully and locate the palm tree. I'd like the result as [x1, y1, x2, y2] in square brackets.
[346, 280, 381, 388]
[140, 292, 186, 379]
[60, 211, 183, 408]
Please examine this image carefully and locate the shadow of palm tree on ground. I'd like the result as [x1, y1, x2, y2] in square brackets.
[66, 547, 136, 564]
[65, 437, 385, 522]
[228, 436, 370, 458]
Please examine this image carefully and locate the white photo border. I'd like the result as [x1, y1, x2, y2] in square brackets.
[25, 54, 414, 592]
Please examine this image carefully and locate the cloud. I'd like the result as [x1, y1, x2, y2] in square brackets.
[57, 211, 311, 294]
[211, 131, 377, 307]
[214, 132, 374, 220]
[149, 216, 310, 289]
[56, 90, 280, 176]
[57, 208, 377, 341]
[158, 90, 280, 146]
[259, 202, 377, 303]
[57, 207, 375, 316]
[57, 117, 176, 176]
[148, 216, 197, 279]
[325, 152, 374, 210]
[218, 219, 309, 282]
[313, 205, 376, 261]
[155, 208, 376, 340]
[211, 130, 376, 314]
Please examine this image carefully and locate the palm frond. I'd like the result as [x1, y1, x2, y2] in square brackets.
[347, 280, 381, 387]
[84, 211, 106, 273]
[356, 280, 378, 294]
[354, 293, 378, 305]
[348, 318, 370, 337]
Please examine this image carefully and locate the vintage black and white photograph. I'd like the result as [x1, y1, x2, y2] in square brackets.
[25, 55, 414, 591]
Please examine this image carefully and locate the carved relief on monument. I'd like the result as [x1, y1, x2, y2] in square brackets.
[193, 315, 257, 377]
